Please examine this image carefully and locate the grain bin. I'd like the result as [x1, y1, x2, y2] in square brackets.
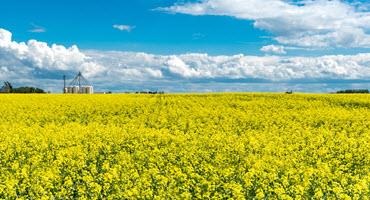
[63, 72, 94, 94]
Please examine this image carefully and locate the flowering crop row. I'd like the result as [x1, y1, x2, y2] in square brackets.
[0, 94, 369, 199]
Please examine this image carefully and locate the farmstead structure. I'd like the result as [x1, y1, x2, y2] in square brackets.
[64, 72, 94, 94]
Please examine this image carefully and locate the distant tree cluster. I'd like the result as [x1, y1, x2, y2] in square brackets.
[12, 87, 45, 93]
[135, 91, 165, 94]
[336, 89, 369, 94]
[285, 90, 293, 94]
[0, 82, 45, 93]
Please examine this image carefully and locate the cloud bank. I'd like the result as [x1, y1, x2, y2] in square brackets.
[1, 28, 370, 92]
[160, 0, 370, 48]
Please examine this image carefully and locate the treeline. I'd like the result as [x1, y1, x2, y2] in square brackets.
[337, 89, 369, 94]
[12, 87, 46, 93]
[135, 91, 165, 94]
[1, 82, 45, 93]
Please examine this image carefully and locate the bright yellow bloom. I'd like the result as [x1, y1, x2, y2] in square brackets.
[0, 93, 369, 199]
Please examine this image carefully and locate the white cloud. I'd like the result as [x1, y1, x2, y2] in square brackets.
[261, 45, 286, 55]
[2, 28, 370, 92]
[0, 28, 12, 47]
[167, 56, 201, 78]
[113, 24, 134, 32]
[144, 68, 163, 78]
[87, 51, 370, 81]
[29, 24, 46, 33]
[160, 0, 370, 48]
[0, 28, 101, 77]
[29, 28, 46, 33]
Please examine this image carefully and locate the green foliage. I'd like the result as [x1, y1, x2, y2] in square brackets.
[337, 89, 369, 94]
[11, 86, 45, 93]
[1, 81, 45, 93]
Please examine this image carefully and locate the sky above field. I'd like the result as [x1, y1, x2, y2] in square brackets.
[1, 0, 370, 92]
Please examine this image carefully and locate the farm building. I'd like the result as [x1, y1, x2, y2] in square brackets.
[64, 72, 94, 94]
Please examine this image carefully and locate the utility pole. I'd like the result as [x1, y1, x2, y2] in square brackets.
[63, 75, 66, 93]
[78, 72, 82, 93]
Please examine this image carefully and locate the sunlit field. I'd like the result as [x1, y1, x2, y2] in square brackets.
[0, 94, 369, 199]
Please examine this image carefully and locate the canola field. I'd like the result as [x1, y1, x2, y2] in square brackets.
[0, 93, 370, 199]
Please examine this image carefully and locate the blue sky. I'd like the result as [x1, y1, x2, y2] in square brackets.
[0, 0, 268, 55]
[1, 0, 370, 92]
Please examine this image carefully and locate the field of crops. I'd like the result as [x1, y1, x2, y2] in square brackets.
[0, 93, 370, 199]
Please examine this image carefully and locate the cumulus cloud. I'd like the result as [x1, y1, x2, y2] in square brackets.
[86, 51, 370, 81]
[261, 45, 286, 55]
[113, 24, 134, 32]
[160, 0, 370, 48]
[0, 28, 100, 75]
[2, 28, 370, 92]
[167, 56, 202, 78]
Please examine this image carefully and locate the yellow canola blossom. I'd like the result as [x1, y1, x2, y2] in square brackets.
[0, 93, 369, 199]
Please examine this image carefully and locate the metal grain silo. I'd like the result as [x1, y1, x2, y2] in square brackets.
[63, 72, 94, 94]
